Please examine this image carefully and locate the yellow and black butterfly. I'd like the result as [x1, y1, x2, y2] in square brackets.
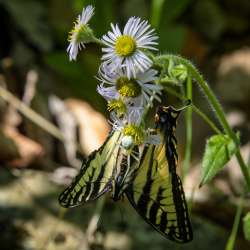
[59, 105, 193, 243]
[122, 105, 193, 243]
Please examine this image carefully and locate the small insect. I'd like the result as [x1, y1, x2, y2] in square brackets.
[59, 103, 193, 243]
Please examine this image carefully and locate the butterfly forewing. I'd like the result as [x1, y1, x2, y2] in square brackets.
[59, 130, 122, 208]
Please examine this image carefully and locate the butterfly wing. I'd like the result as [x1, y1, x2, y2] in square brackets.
[59, 130, 122, 208]
[126, 142, 193, 243]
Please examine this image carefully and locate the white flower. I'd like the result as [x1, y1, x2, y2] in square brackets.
[101, 17, 158, 78]
[97, 64, 162, 107]
[110, 106, 143, 131]
[67, 5, 95, 61]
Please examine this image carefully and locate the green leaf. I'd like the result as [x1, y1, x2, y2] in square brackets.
[243, 212, 250, 241]
[200, 134, 239, 186]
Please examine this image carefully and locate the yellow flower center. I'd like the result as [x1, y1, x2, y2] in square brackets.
[115, 35, 136, 56]
[116, 77, 141, 97]
[123, 124, 145, 146]
[107, 99, 127, 117]
[75, 25, 86, 42]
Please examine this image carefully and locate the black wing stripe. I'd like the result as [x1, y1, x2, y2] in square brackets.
[136, 147, 155, 217]
[125, 106, 193, 243]
[149, 187, 164, 225]
[58, 131, 121, 207]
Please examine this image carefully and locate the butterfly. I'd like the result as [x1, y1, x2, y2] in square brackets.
[59, 104, 193, 243]
[121, 105, 193, 242]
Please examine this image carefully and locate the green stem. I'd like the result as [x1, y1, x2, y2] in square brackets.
[86, 196, 106, 238]
[225, 196, 244, 250]
[150, 0, 165, 27]
[93, 37, 104, 46]
[164, 86, 221, 135]
[183, 76, 192, 179]
[155, 54, 250, 191]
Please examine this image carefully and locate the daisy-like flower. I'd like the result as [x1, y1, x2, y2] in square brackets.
[97, 64, 162, 107]
[110, 107, 160, 150]
[101, 17, 158, 78]
[110, 106, 143, 131]
[110, 107, 144, 149]
[67, 5, 95, 61]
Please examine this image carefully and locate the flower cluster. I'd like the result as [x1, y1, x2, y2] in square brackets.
[67, 5, 163, 151]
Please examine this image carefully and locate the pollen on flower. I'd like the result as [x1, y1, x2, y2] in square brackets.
[69, 22, 94, 44]
[115, 35, 136, 57]
[107, 99, 127, 116]
[123, 124, 145, 146]
[116, 77, 141, 97]
[69, 23, 84, 42]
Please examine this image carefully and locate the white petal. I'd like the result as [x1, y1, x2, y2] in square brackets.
[81, 5, 95, 24]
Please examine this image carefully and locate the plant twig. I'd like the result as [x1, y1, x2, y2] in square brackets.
[0, 84, 64, 141]
[86, 196, 106, 245]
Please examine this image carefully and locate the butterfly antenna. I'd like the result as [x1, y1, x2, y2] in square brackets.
[173, 99, 192, 112]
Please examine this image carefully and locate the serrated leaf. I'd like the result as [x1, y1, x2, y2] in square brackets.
[200, 134, 238, 186]
[243, 213, 250, 241]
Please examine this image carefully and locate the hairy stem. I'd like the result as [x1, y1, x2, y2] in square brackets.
[183, 76, 192, 179]
[225, 195, 244, 250]
[155, 54, 250, 190]
[163, 86, 221, 135]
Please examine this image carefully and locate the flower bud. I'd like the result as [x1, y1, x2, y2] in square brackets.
[121, 135, 134, 150]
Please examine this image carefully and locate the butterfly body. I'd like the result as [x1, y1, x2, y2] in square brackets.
[111, 147, 140, 202]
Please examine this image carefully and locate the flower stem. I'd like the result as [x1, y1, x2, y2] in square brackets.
[225, 195, 244, 250]
[183, 76, 192, 179]
[163, 86, 221, 135]
[150, 0, 165, 27]
[93, 37, 104, 46]
[155, 54, 250, 190]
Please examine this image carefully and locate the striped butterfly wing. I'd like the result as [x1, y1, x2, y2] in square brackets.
[126, 142, 193, 242]
[59, 130, 122, 208]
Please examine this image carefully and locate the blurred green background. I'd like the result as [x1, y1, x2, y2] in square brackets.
[0, 0, 250, 249]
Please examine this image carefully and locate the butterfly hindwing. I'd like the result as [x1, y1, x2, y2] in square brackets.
[125, 106, 193, 243]
[59, 130, 122, 208]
